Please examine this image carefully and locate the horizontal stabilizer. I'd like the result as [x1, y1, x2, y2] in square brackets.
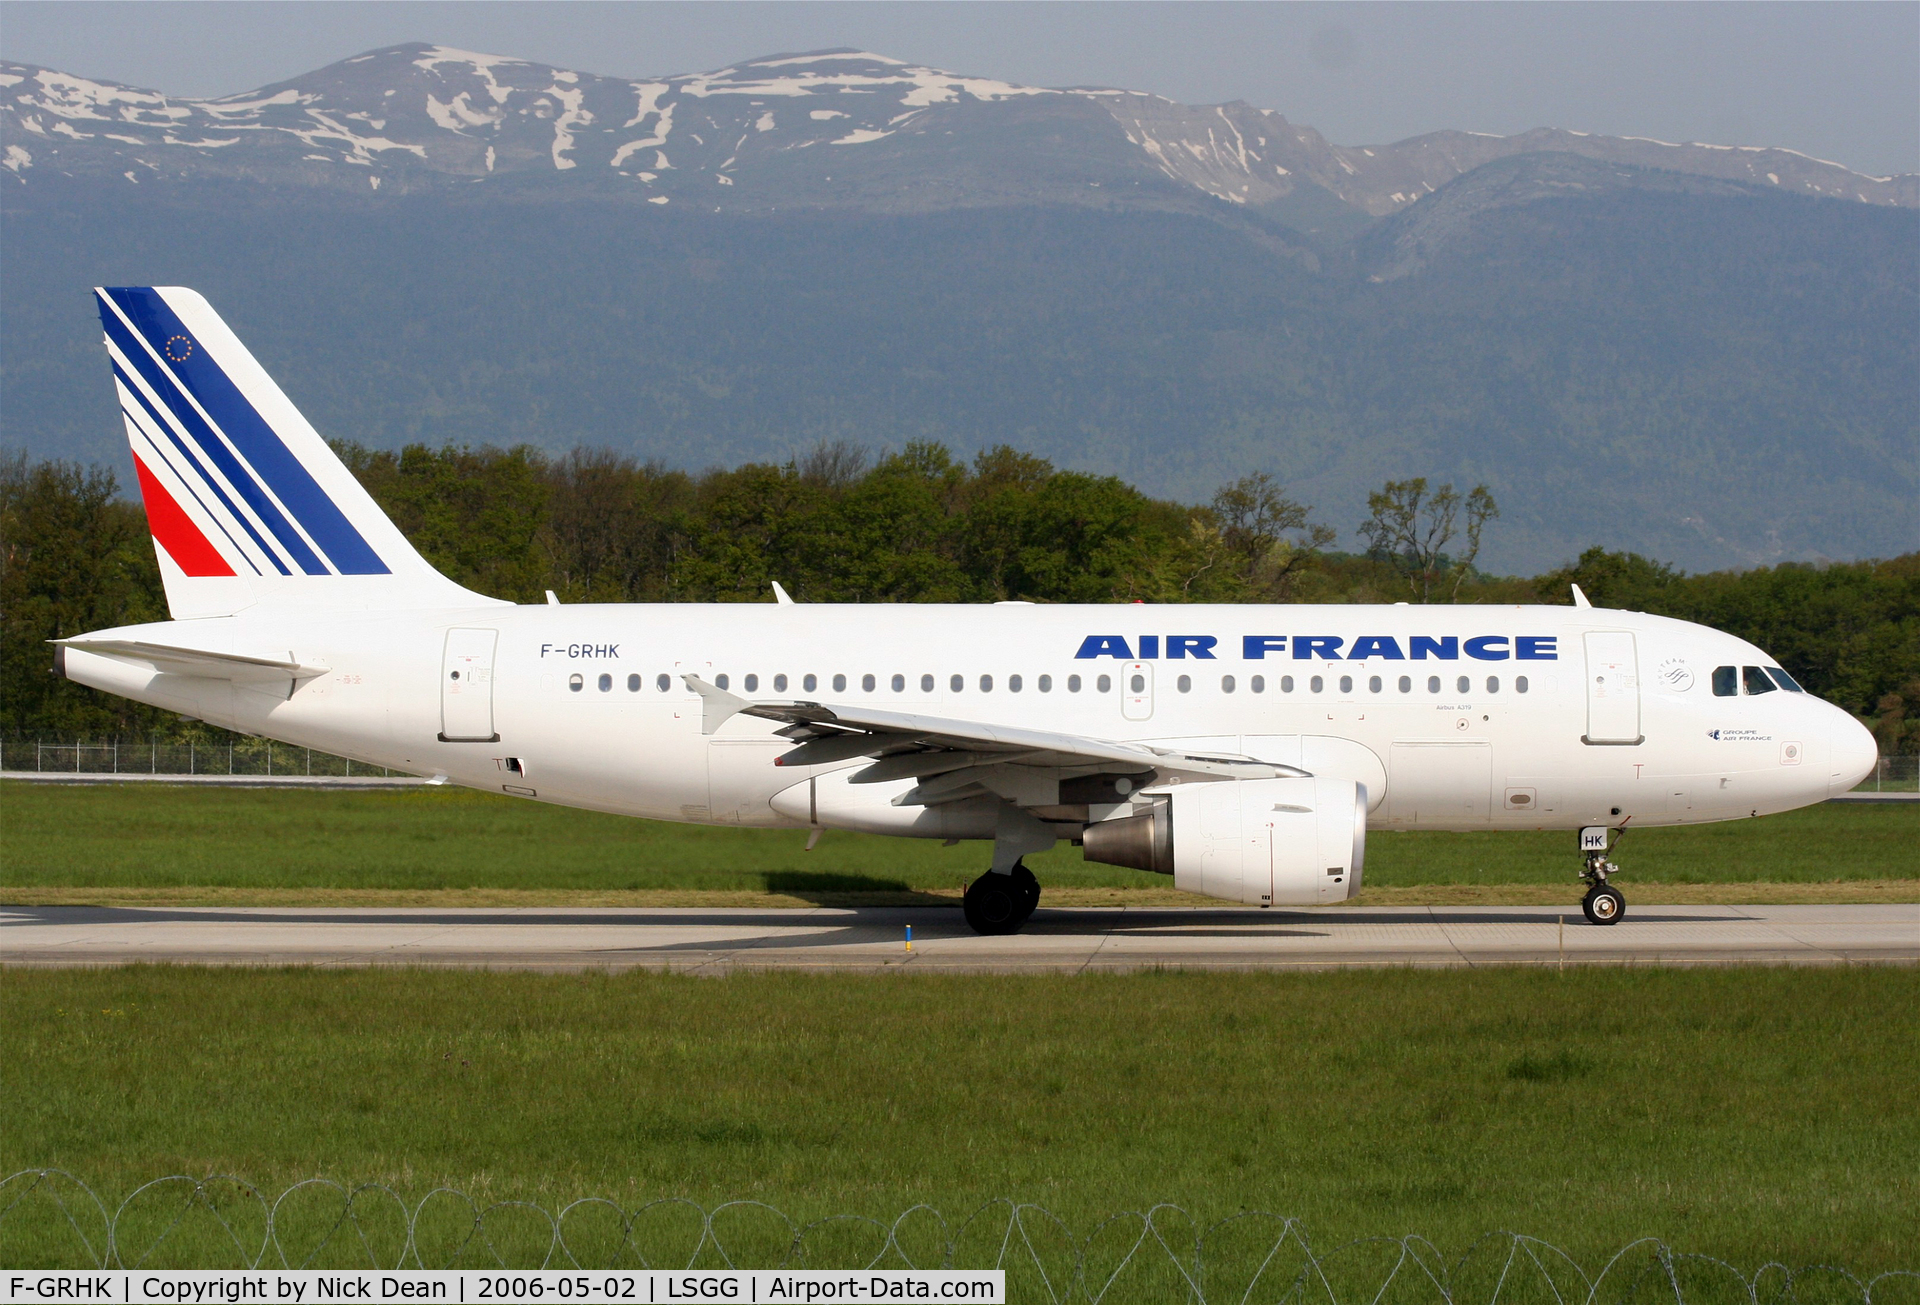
[54, 638, 330, 685]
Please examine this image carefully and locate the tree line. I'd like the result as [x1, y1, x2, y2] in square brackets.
[2, 444, 1914, 752]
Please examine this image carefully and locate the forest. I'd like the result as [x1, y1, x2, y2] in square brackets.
[2, 443, 1915, 752]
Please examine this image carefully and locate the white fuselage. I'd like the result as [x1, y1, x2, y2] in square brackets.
[65, 601, 1875, 839]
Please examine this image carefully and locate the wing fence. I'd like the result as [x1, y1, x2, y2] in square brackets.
[3, 1171, 1914, 1305]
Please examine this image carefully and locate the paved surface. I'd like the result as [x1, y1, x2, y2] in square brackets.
[3, 902, 1914, 972]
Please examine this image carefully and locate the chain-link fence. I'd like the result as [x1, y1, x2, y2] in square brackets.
[1851, 756, 1918, 793]
[2, 1172, 1914, 1305]
[0, 736, 392, 778]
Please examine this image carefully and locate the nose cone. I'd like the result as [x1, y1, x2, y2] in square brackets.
[1828, 711, 1879, 797]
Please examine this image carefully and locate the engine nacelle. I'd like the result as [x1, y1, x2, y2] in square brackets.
[1082, 777, 1367, 906]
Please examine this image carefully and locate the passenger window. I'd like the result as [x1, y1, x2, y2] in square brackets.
[1456, 676, 1470, 694]
[568, 673, 583, 693]
[921, 674, 934, 692]
[1398, 676, 1411, 693]
[1279, 676, 1292, 693]
[1129, 674, 1145, 692]
[656, 673, 670, 692]
[1096, 674, 1112, 693]
[1487, 677, 1499, 694]
[598, 673, 612, 692]
[774, 673, 788, 693]
[1177, 674, 1191, 693]
[861, 674, 876, 692]
[1338, 675, 1353, 694]
[804, 673, 818, 692]
[1038, 674, 1052, 692]
[1711, 666, 1737, 696]
[832, 674, 847, 692]
[951, 674, 964, 693]
[1368, 676, 1382, 694]
[1222, 675, 1236, 693]
[744, 674, 759, 693]
[1310, 676, 1324, 693]
[1010, 674, 1024, 693]
[1068, 674, 1082, 693]
[627, 673, 641, 692]
[1516, 676, 1529, 694]
[1742, 666, 1777, 695]
[980, 674, 994, 692]
[1252, 675, 1266, 693]
[891, 673, 905, 692]
[1428, 676, 1441, 694]
[715, 673, 729, 690]
[1766, 667, 1803, 693]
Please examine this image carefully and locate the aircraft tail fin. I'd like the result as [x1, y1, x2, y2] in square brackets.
[94, 286, 500, 619]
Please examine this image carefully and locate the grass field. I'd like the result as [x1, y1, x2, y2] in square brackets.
[2, 966, 1916, 1279]
[2, 783, 1915, 905]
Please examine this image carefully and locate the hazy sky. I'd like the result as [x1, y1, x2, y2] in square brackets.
[3, 1, 1915, 177]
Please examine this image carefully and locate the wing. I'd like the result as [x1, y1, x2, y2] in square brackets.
[684, 674, 1304, 811]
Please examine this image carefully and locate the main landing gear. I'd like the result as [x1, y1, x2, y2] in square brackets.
[1578, 825, 1626, 926]
[963, 861, 1040, 935]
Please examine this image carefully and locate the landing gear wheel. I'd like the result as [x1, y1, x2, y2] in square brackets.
[1582, 883, 1625, 926]
[1009, 861, 1041, 926]
[963, 871, 1026, 935]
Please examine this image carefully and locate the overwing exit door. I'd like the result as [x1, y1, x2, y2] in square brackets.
[1583, 631, 1642, 745]
[1121, 662, 1154, 721]
[440, 628, 499, 742]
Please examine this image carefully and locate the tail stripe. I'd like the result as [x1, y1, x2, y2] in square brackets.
[101, 288, 389, 576]
[130, 453, 236, 577]
[114, 364, 276, 576]
[98, 301, 330, 576]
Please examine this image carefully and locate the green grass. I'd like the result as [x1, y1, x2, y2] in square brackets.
[2, 967, 1916, 1279]
[1, 782, 1915, 894]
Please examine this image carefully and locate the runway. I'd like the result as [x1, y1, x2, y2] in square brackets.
[3, 902, 1914, 972]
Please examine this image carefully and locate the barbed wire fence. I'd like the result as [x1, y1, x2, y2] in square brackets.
[3, 1172, 1914, 1305]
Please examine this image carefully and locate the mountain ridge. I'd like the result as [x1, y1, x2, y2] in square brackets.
[5, 43, 1913, 216]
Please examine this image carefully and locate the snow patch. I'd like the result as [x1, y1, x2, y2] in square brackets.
[2, 145, 30, 171]
[755, 111, 776, 131]
[832, 128, 892, 145]
[810, 110, 847, 120]
[647, 194, 669, 204]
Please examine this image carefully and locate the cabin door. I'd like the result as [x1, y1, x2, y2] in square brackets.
[440, 628, 499, 742]
[1583, 631, 1642, 745]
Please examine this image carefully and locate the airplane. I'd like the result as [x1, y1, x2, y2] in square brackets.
[55, 287, 1881, 933]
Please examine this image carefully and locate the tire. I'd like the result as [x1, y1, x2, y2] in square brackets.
[1010, 861, 1041, 925]
[963, 872, 1026, 935]
[1582, 884, 1625, 926]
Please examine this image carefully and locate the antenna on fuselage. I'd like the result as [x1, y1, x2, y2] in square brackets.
[1571, 584, 1593, 609]
[772, 582, 796, 606]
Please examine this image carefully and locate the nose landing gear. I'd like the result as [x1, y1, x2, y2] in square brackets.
[1578, 825, 1626, 925]
[963, 860, 1041, 935]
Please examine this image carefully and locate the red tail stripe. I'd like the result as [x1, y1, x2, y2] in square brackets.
[132, 454, 235, 577]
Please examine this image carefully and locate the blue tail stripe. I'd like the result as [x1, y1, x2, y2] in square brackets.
[103, 288, 389, 577]
[97, 297, 327, 576]
[115, 365, 269, 577]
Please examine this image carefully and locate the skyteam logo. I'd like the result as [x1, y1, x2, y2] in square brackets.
[1074, 634, 1559, 661]
[97, 286, 390, 579]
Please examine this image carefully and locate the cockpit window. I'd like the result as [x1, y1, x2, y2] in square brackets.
[1712, 666, 1737, 697]
[1742, 665, 1777, 695]
[1765, 667, 1804, 693]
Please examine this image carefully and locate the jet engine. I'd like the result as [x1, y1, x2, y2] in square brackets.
[1082, 776, 1366, 906]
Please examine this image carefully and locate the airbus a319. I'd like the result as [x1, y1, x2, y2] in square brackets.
[58, 288, 1880, 932]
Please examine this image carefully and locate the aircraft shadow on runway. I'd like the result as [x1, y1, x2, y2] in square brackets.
[2, 903, 1722, 939]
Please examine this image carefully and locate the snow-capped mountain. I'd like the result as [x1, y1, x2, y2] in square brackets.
[4, 43, 1913, 212]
